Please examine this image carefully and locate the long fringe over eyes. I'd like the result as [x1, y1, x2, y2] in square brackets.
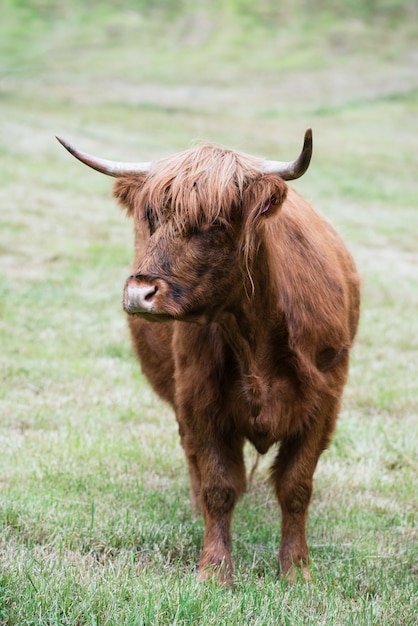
[140, 144, 265, 232]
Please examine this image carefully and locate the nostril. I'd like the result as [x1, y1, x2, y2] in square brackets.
[145, 285, 158, 301]
[124, 278, 160, 314]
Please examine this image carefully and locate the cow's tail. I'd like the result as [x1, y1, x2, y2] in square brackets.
[248, 452, 261, 487]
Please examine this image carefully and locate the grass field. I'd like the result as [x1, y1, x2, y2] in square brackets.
[1, 1, 417, 624]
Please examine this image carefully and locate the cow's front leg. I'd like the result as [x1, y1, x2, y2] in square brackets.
[271, 405, 337, 581]
[197, 436, 246, 585]
[173, 326, 246, 583]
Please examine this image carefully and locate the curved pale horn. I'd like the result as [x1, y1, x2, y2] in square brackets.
[262, 128, 313, 180]
[56, 136, 152, 177]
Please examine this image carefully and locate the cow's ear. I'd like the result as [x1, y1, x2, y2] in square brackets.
[113, 175, 147, 218]
[242, 175, 288, 225]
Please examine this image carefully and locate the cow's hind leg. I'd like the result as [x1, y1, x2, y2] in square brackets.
[271, 397, 339, 581]
[178, 421, 202, 517]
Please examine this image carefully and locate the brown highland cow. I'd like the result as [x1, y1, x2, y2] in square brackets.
[58, 129, 360, 584]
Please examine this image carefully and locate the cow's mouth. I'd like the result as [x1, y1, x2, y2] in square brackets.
[127, 308, 211, 326]
[128, 311, 174, 323]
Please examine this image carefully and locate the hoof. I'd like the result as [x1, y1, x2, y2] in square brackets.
[281, 563, 311, 583]
[198, 560, 233, 588]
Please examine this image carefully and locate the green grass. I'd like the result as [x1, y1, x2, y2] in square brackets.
[1, 1, 417, 624]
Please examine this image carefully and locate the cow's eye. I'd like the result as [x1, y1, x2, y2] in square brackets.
[144, 204, 158, 235]
[147, 219, 155, 235]
[187, 224, 201, 237]
[211, 219, 227, 231]
[187, 220, 225, 239]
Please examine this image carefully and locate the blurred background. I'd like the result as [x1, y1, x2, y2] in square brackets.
[2, 0, 417, 156]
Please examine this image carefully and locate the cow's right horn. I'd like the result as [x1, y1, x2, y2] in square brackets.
[56, 136, 153, 177]
[262, 129, 313, 180]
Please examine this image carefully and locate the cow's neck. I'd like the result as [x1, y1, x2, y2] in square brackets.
[218, 311, 262, 402]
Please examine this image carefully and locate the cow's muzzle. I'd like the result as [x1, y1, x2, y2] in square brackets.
[123, 274, 207, 324]
[123, 275, 160, 315]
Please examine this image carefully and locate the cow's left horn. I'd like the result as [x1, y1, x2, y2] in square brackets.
[56, 136, 152, 177]
[262, 129, 313, 180]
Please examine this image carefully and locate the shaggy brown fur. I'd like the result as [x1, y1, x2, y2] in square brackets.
[112, 142, 360, 585]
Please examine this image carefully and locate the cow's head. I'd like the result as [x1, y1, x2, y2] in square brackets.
[57, 130, 312, 324]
